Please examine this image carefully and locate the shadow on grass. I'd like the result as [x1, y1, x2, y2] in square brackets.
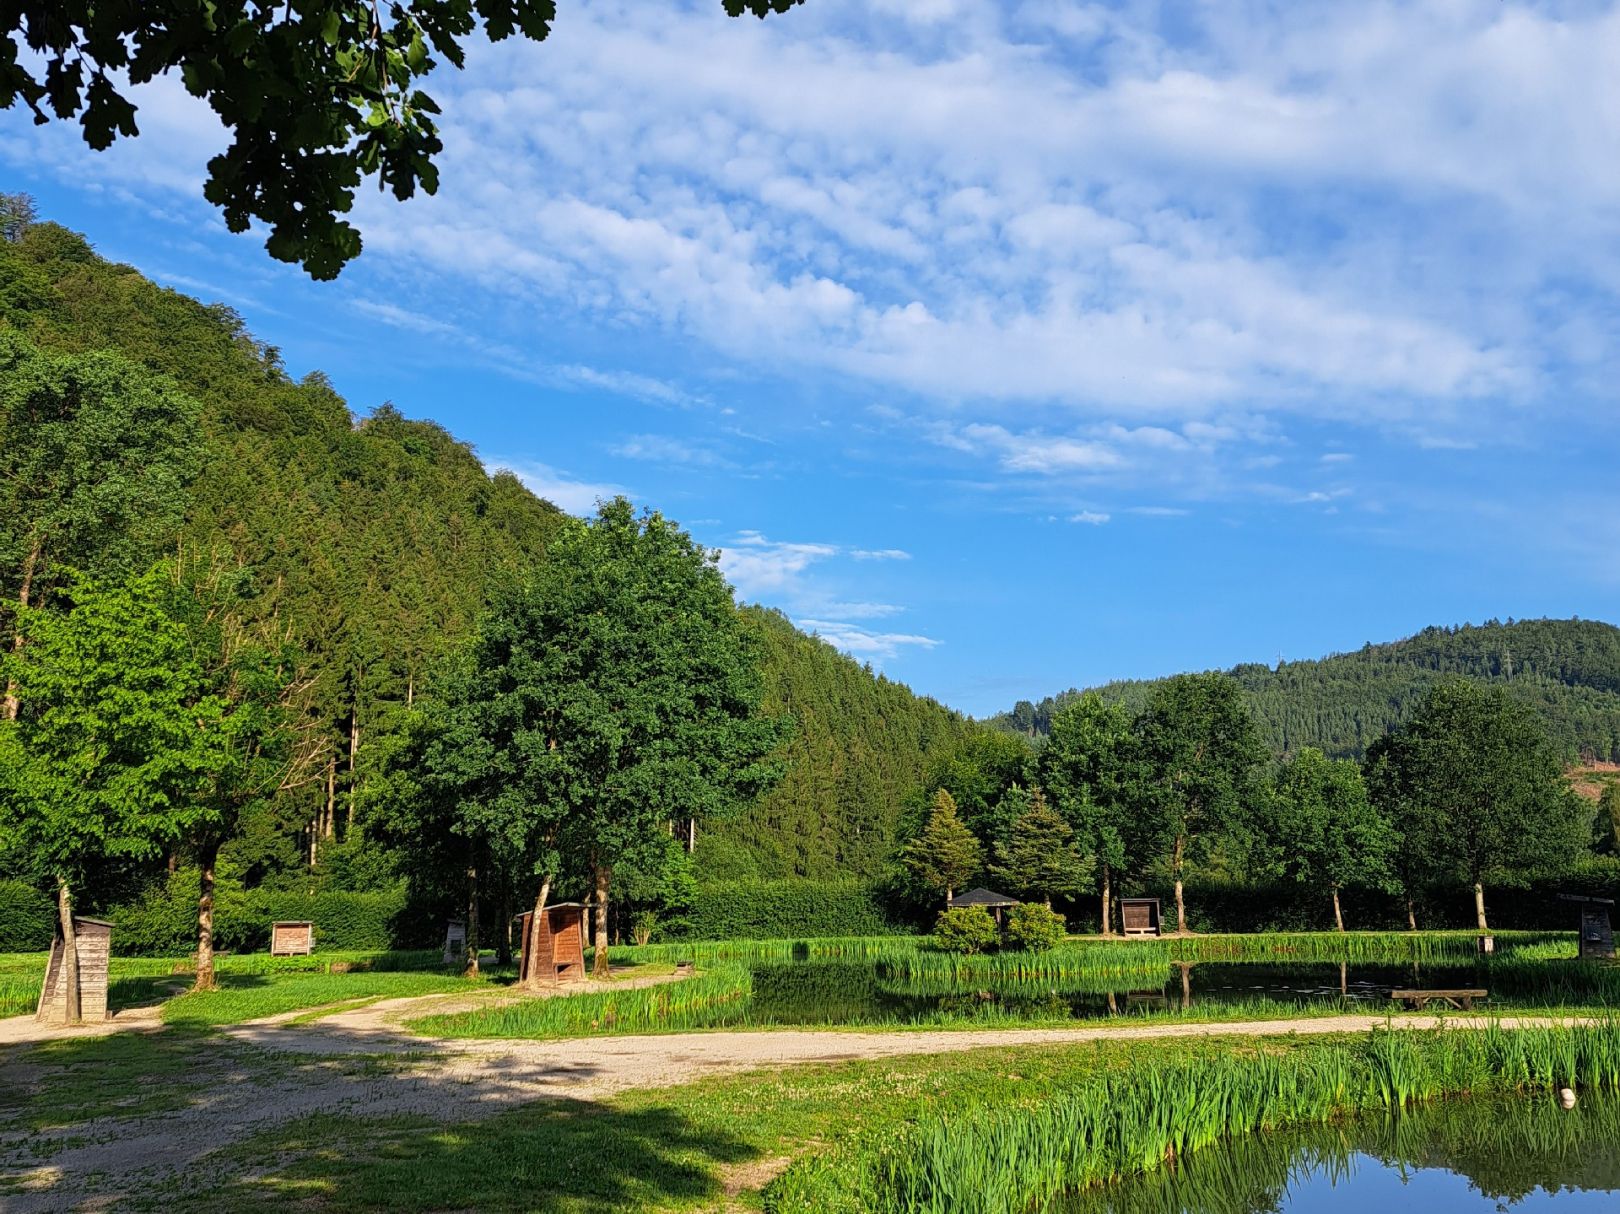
[213, 1100, 761, 1213]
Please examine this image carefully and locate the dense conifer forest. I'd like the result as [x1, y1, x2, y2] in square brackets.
[994, 619, 1620, 762]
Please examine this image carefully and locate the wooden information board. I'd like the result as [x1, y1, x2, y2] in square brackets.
[270, 920, 315, 956]
[36, 917, 113, 1023]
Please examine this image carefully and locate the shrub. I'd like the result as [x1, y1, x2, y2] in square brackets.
[0, 879, 55, 951]
[631, 910, 658, 946]
[681, 880, 897, 940]
[1002, 903, 1065, 952]
[931, 906, 998, 954]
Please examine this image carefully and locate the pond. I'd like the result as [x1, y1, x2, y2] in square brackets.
[1061, 1094, 1620, 1213]
[744, 958, 1496, 1026]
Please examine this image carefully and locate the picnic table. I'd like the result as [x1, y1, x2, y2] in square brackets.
[1389, 987, 1487, 1011]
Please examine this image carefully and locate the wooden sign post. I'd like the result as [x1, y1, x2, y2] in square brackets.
[270, 920, 315, 956]
[36, 917, 113, 1023]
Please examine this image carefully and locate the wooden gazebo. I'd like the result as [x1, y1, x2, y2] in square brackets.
[949, 887, 1020, 925]
[514, 903, 587, 983]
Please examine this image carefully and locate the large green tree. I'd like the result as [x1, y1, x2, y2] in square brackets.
[2, 1, 806, 277]
[1263, 747, 1393, 931]
[416, 498, 780, 983]
[1365, 680, 1585, 932]
[1135, 673, 1266, 934]
[0, 569, 220, 1020]
[0, 332, 203, 719]
[1039, 692, 1141, 935]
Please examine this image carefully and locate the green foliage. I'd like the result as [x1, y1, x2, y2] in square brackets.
[1261, 747, 1394, 925]
[997, 618, 1620, 762]
[1040, 692, 1141, 895]
[111, 880, 410, 954]
[1001, 903, 1066, 952]
[931, 906, 998, 954]
[0, 877, 53, 950]
[991, 791, 1091, 904]
[681, 880, 895, 940]
[1367, 680, 1588, 925]
[901, 790, 984, 904]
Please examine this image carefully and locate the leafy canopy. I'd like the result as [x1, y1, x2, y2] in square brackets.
[901, 789, 983, 902]
[2, 1, 806, 278]
[990, 790, 1091, 904]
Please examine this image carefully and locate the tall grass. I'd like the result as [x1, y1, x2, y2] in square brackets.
[764, 1021, 1620, 1214]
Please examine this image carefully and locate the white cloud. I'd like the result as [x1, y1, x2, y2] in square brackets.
[850, 548, 911, 561]
[799, 619, 941, 659]
[493, 459, 627, 515]
[1069, 511, 1110, 525]
[717, 531, 839, 599]
[613, 433, 728, 466]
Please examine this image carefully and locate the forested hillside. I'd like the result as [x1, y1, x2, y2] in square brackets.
[0, 196, 974, 900]
[995, 619, 1620, 761]
[702, 608, 977, 881]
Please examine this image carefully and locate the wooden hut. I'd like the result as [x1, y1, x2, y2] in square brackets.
[270, 920, 315, 956]
[1120, 897, 1162, 937]
[514, 903, 587, 983]
[949, 887, 1020, 925]
[1561, 894, 1616, 960]
[36, 917, 113, 1023]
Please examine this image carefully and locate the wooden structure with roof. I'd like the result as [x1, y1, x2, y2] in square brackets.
[442, 919, 467, 965]
[1120, 897, 1162, 937]
[36, 917, 113, 1023]
[949, 887, 1020, 924]
[1561, 893, 1616, 960]
[514, 902, 587, 983]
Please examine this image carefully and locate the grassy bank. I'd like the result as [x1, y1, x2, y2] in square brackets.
[764, 1020, 1620, 1213]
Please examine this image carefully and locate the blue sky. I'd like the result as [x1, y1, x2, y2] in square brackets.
[4, 0, 1617, 716]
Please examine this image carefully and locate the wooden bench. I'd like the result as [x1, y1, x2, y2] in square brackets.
[1390, 988, 1487, 1011]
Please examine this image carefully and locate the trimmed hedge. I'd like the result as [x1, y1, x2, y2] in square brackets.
[0, 879, 55, 952]
[109, 877, 410, 955]
[680, 879, 900, 941]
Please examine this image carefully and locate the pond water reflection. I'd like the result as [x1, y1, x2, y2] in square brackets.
[744, 958, 1493, 1026]
[1061, 1095, 1620, 1213]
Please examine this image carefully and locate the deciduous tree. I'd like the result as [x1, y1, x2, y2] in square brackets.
[1263, 748, 1393, 931]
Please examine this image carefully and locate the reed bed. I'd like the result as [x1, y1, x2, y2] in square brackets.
[763, 1020, 1620, 1214]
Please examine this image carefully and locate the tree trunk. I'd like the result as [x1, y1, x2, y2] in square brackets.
[1474, 882, 1489, 933]
[463, 863, 480, 978]
[1178, 962, 1192, 1009]
[1100, 863, 1113, 937]
[193, 841, 218, 992]
[1172, 834, 1187, 934]
[523, 876, 553, 990]
[3, 533, 41, 721]
[346, 710, 360, 833]
[592, 864, 611, 978]
[497, 889, 513, 966]
[1331, 884, 1345, 932]
[52, 877, 82, 1025]
[324, 755, 336, 840]
[687, 817, 696, 854]
[1406, 894, 1418, 932]
[1339, 960, 1348, 997]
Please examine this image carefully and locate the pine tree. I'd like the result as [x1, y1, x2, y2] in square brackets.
[991, 790, 1092, 906]
[901, 789, 983, 906]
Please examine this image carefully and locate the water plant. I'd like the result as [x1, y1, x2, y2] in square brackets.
[763, 1020, 1620, 1214]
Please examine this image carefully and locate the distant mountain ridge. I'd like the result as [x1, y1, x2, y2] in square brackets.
[992, 619, 1620, 761]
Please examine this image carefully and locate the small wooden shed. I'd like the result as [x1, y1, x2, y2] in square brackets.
[442, 919, 467, 966]
[1120, 897, 1163, 938]
[949, 887, 1021, 925]
[270, 920, 315, 956]
[1560, 893, 1616, 960]
[514, 903, 587, 983]
[36, 917, 113, 1023]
